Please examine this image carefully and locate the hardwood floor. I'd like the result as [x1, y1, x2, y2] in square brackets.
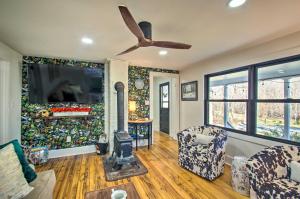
[36, 132, 248, 199]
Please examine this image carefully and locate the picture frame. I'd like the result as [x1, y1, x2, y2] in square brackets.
[181, 81, 198, 101]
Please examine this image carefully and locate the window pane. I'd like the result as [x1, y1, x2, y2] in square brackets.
[209, 70, 248, 99]
[258, 60, 300, 99]
[209, 85, 224, 99]
[209, 102, 224, 127]
[290, 76, 300, 99]
[227, 102, 247, 131]
[290, 103, 300, 142]
[257, 103, 300, 143]
[227, 83, 248, 99]
[209, 102, 247, 131]
[258, 78, 284, 99]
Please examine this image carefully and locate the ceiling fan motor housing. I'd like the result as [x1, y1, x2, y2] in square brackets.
[138, 21, 152, 40]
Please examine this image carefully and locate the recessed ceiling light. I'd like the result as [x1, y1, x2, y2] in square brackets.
[278, 69, 285, 74]
[159, 50, 168, 56]
[81, 37, 93, 44]
[228, 0, 247, 8]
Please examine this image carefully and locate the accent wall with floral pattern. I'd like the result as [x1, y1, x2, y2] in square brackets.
[21, 56, 104, 150]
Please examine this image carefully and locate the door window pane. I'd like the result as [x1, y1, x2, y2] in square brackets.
[162, 102, 168, 108]
[162, 85, 169, 101]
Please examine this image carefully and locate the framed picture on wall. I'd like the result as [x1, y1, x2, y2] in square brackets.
[181, 81, 198, 101]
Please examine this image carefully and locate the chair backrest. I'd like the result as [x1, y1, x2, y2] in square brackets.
[248, 145, 300, 184]
[190, 126, 225, 137]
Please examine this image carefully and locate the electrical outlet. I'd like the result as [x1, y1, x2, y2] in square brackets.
[66, 136, 71, 142]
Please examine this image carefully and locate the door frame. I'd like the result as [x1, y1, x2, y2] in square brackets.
[0, 61, 10, 144]
[149, 72, 180, 140]
[159, 82, 170, 134]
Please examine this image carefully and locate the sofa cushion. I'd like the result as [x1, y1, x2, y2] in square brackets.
[0, 140, 37, 183]
[259, 179, 300, 199]
[290, 161, 300, 183]
[24, 170, 56, 199]
[0, 144, 34, 199]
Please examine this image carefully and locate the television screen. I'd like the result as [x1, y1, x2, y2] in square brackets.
[28, 63, 104, 104]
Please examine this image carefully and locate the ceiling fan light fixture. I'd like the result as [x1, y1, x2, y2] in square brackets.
[159, 50, 168, 56]
[228, 0, 247, 8]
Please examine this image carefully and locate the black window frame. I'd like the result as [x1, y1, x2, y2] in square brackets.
[204, 54, 300, 146]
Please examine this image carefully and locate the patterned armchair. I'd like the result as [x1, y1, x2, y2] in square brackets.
[177, 126, 228, 181]
[247, 146, 300, 199]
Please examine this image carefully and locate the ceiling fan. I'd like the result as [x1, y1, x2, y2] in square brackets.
[117, 5, 192, 55]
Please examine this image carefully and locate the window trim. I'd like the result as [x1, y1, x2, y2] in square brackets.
[204, 54, 300, 146]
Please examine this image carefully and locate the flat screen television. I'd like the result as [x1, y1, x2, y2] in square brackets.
[28, 63, 104, 104]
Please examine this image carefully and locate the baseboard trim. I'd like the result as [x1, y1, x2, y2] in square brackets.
[49, 145, 96, 159]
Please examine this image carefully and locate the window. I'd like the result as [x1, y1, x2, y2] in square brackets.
[257, 61, 300, 143]
[207, 70, 248, 132]
[205, 55, 300, 145]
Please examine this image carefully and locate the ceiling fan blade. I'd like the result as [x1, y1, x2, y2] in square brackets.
[118, 6, 145, 40]
[152, 41, 192, 49]
[117, 45, 139, 55]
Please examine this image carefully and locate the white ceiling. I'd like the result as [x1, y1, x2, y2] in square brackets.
[1, 0, 300, 70]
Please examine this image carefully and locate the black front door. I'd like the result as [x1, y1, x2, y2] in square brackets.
[160, 82, 169, 134]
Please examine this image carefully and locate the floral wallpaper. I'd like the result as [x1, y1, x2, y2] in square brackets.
[21, 56, 104, 150]
[128, 66, 179, 135]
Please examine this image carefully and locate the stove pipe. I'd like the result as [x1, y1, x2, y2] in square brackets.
[114, 82, 124, 132]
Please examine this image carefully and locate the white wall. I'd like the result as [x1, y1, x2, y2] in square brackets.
[105, 59, 129, 153]
[180, 31, 300, 164]
[0, 41, 22, 144]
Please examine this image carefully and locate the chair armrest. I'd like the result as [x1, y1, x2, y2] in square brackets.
[207, 130, 228, 162]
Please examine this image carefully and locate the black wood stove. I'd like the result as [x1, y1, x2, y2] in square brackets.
[110, 82, 136, 170]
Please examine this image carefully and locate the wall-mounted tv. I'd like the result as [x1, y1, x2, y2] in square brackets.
[28, 63, 104, 104]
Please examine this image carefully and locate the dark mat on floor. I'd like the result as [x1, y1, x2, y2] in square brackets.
[102, 154, 148, 181]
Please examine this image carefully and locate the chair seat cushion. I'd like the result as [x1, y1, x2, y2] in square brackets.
[24, 170, 56, 199]
[259, 179, 300, 199]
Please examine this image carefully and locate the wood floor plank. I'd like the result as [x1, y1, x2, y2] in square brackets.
[36, 131, 248, 199]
